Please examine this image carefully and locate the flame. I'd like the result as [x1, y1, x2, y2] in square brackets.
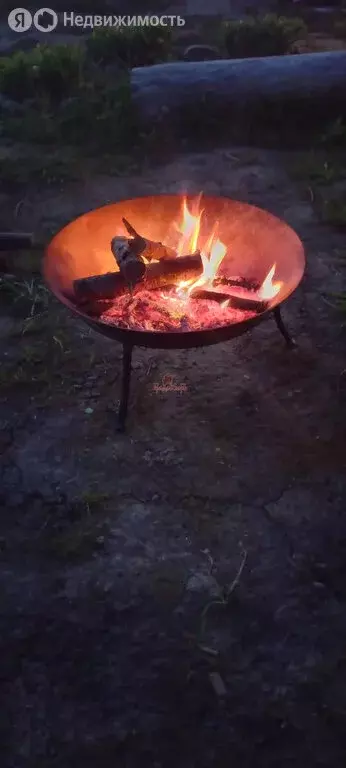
[167, 197, 281, 307]
[175, 198, 202, 257]
[174, 198, 227, 296]
[258, 264, 282, 301]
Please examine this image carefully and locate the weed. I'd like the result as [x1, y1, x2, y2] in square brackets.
[42, 495, 110, 562]
[198, 549, 247, 644]
[80, 491, 111, 509]
[291, 152, 343, 184]
[222, 14, 306, 58]
[0, 44, 84, 102]
[322, 197, 346, 228]
[0, 151, 79, 186]
[319, 117, 346, 148]
[0, 275, 50, 321]
[86, 25, 172, 67]
[1, 73, 136, 151]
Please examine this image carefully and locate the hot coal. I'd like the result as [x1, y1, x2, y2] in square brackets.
[99, 285, 257, 332]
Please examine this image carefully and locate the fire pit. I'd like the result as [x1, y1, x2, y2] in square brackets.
[44, 194, 305, 430]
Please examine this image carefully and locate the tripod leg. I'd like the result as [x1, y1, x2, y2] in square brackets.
[273, 307, 296, 348]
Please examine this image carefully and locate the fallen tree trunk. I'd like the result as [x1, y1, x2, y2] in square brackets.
[131, 51, 346, 137]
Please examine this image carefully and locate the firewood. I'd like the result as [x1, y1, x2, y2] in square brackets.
[122, 217, 176, 262]
[190, 287, 268, 312]
[73, 252, 202, 304]
[111, 236, 146, 285]
[189, 288, 232, 304]
[217, 282, 269, 312]
[214, 275, 259, 292]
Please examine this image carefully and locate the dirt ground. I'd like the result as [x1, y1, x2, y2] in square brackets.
[1, 146, 346, 767]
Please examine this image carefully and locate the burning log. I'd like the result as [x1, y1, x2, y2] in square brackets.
[214, 275, 259, 292]
[111, 236, 146, 285]
[190, 287, 268, 313]
[122, 217, 176, 262]
[73, 252, 202, 304]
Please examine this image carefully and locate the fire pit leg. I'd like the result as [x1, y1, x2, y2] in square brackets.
[273, 307, 295, 348]
[117, 344, 133, 432]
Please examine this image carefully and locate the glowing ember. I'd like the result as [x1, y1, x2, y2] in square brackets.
[98, 197, 282, 332]
[100, 289, 256, 332]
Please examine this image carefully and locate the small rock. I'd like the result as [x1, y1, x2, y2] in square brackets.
[182, 44, 222, 62]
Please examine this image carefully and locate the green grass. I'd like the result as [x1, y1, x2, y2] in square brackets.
[222, 13, 307, 58]
[286, 118, 346, 314]
[0, 74, 137, 151]
[291, 152, 344, 184]
[0, 44, 84, 102]
[0, 150, 80, 186]
[86, 25, 172, 67]
[0, 33, 169, 163]
[321, 197, 346, 228]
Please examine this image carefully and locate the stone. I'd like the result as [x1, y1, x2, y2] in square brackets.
[182, 44, 222, 62]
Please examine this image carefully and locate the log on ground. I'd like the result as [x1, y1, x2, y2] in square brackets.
[131, 52, 346, 135]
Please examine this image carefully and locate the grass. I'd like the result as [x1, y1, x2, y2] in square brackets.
[291, 151, 346, 185]
[36, 493, 112, 562]
[0, 275, 50, 320]
[197, 549, 247, 647]
[222, 13, 307, 58]
[0, 150, 80, 186]
[86, 25, 172, 67]
[1, 74, 137, 151]
[287, 116, 346, 312]
[0, 44, 84, 102]
[321, 197, 346, 228]
[0, 28, 172, 164]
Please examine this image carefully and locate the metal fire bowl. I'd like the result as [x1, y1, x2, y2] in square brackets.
[44, 195, 305, 350]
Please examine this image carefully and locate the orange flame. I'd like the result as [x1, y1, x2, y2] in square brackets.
[174, 199, 227, 296]
[169, 197, 281, 305]
[175, 198, 202, 257]
[258, 264, 282, 301]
